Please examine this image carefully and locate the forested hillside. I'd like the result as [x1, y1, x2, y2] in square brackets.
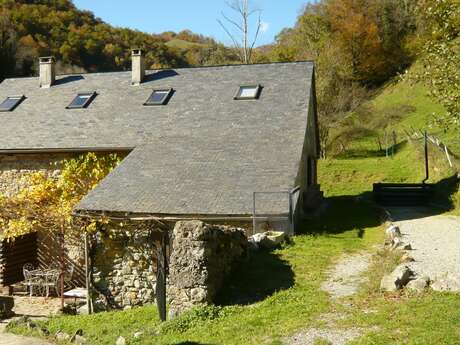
[264, 0, 459, 158]
[0, 0, 458, 140]
[0, 0, 238, 79]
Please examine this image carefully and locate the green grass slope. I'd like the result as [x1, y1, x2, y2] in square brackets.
[165, 39, 207, 50]
[330, 66, 459, 159]
[325, 66, 459, 209]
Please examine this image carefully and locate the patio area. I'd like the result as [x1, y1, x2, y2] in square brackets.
[6, 296, 62, 319]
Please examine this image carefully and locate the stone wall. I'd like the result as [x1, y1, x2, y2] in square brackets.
[168, 220, 247, 317]
[0, 153, 72, 197]
[91, 224, 161, 309]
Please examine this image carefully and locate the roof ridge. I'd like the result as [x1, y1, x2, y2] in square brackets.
[1, 60, 314, 81]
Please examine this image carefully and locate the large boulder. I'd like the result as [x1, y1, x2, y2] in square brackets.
[406, 276, 430, 292]
[380, 265, 415, 292]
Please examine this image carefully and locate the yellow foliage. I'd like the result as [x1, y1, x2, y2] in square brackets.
[0, 152, 120, 240]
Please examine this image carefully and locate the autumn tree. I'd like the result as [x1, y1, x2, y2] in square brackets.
[416, 0, 460, 128]
[0, 10, 17, 79]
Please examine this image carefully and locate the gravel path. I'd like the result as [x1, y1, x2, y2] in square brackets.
[285, 327, 362, 345]
[320, 252, 373, 298]
[388, 207, 460, 291]
[285, 252, 374, 345]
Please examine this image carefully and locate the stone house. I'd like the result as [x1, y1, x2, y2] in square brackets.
[0, 51, 321, 306]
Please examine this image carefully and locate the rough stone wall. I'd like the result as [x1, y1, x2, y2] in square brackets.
[168, 220, 247, 317]
[0, 153, 72, 197]
[91, 225, 160, 308]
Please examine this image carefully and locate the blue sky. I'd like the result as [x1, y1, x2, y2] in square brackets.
[73, 0, 309, 46]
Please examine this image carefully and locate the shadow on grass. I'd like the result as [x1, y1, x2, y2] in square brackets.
[216, 249, 294, 306]
[299, 192, 382, 235]
[334, 140, 408, 160]
[432, 174, 460, 208]
[387, 174, 460, 221]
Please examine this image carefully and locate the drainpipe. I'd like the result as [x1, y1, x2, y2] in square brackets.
[423, 131, 429, 184]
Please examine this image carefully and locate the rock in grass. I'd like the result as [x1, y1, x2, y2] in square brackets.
[248, 232, 268, 250]
[406, 276, 430, 292]
[133, 331, 144, 339]
[116, 336, 126, 345]
[385, 224, 401, 241]
[73, 334, 88, 345]
[133, 332, 144, 339]
[56, 331, 71, 342]
[380, 265, 414, 291]
[249, 231, 286, 250]
[391, 237, 412, 251]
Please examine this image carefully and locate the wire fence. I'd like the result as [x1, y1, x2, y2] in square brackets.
[406, 128, 457, 170]
[252, 187, 300, 236]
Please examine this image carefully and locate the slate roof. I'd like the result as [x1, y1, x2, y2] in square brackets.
[0, 62, 315, 215]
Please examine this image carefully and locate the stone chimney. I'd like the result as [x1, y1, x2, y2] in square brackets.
[131, 49, 145, 85]
[39, 56, 56, 88]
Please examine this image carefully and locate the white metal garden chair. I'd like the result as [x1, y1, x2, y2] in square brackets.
[23, 263, 44, 297]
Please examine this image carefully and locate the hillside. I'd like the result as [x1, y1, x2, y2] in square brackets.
[0, 0, 237, 79]
[320, 65, 460, 212]
[165, 39, 207, 50]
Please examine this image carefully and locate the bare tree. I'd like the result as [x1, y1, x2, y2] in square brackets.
[218, 0, 262, 64]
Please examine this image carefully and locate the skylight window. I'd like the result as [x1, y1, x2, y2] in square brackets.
[234, 85, 262, 100]
[144, 89, 173, 106]
[66, 92, 97, 109]
[0, 95, 25, 112]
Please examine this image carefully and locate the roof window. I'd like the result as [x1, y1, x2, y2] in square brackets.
[144, 89, 173, 106]
[234, 85, 262, 100]
[66, 92, 97, 109]
[0, 95, 25, 112]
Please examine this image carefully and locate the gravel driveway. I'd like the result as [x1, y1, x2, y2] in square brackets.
[388, 207, 460, 291]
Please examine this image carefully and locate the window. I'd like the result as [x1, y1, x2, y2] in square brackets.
[234, 85, 262, 100]
[66, 92, 97, 109]
[144, 89, 173, 106]
[0, 95, 25, 112]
